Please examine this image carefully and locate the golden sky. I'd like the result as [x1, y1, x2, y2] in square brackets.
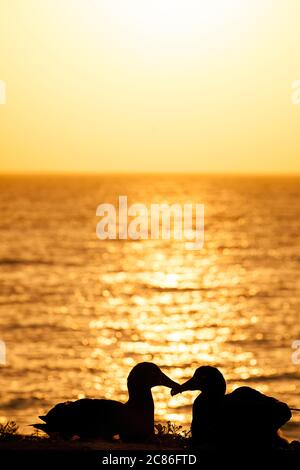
[0, 0, 300, 173]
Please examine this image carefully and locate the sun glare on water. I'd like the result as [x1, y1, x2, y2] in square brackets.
[98, 0, 254, 51]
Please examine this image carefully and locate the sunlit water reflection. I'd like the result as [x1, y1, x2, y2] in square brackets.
[0, 175, 300, 439]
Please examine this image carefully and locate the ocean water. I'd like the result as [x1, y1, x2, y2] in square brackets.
[0, 174, 300, 439]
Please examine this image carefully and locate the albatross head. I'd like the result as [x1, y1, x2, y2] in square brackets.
[127, 362, 179, 390]
[171, 366, 226, 396]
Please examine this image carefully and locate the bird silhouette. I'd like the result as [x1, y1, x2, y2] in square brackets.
[171, 366, 291, 449]
[33, 362, 178, 442]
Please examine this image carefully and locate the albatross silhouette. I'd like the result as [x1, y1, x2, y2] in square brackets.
[33, 362, 178, 442]
[171, 366, 292, 449]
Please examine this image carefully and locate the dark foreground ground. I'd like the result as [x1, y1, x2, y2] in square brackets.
[1, 422, 300, 467]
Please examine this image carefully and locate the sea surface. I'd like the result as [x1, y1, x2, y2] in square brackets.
[0, 174, 300, 439]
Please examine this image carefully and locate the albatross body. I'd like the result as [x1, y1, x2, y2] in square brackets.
[34, 362, 178, 442]
[172, 366, 291, 449]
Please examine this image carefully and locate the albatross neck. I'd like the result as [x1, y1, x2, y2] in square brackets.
[200, 382, 226, 400]
[127, 384, 154, 407]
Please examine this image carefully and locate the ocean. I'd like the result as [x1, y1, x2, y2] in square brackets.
[0, 174, 300, 439]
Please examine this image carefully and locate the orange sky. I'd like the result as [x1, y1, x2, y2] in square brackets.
[0, 0, 300, 173]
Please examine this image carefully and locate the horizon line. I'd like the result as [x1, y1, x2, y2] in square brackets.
[1, 170, 300, 177]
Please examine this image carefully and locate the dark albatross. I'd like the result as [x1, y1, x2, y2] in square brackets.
[171, 366, 292, 449]
[34, 362, 178, 442]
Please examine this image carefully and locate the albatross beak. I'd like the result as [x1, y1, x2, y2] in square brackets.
[159, 371, 180, 390]
[171, 377, 198, 396]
